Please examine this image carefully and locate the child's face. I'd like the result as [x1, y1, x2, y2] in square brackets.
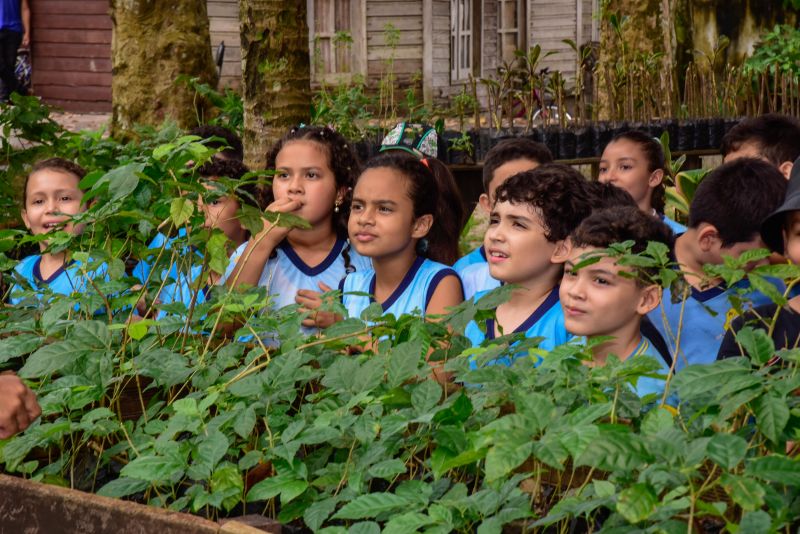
[22, 169, 85, 238]
[560, 245, 659, 338]
[484, 200, 557, 285]
[349, 167, 431, 261]
[783, 212, 800, 264]
[199, 180, 246, 246]
[273, 140, 341, 228]
[479, 158, 540, 213]
[598, 139, 661, 210]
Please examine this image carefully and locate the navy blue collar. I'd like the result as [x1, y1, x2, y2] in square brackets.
[279, 236, 346, 276]
[479, 245, 487, 261]
[370, 256, 425, 312]
[33, 256, 72, 285]
[486, 285, 560, 340]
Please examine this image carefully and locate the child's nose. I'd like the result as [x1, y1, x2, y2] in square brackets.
[288, 175, 304, 193]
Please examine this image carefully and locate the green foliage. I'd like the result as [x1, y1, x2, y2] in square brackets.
[744, 24, 800, 77]
[1, 100, 800, 532]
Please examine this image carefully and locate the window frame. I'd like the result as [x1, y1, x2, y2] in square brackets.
[307, 0, 367, 84]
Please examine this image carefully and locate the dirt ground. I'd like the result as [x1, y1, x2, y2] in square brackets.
[51, 112, 111, 133]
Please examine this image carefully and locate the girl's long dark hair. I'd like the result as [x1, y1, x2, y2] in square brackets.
[608, 130, 667, 214]
[362, 153, 464, 265]
[266, 126, 361, 234]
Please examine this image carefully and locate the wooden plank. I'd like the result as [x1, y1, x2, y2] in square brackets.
[207, 0, 239, 18]
[32, 57, 112, 73]
[32, 29, 111, 45]
[366, 3, 422, 16]
[32, 1, 109, 15]
[41, 99, 112, 112]
[367, 17, 419, 31]
[367, 58, 423, 76]
[34, 70, 112, 86]
[34, 14, 111, 30]
[367, 46, 422, 61]
[34, 85, 111, 102]
[209, 18, 240, 33]
[367, 30, 423, 46]
[33, 43, 109, 59]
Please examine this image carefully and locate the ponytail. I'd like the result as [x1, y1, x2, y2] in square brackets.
[362, 153, 464, 265]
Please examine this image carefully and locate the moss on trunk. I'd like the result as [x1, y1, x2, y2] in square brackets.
[110, 0, 217, 138]
[238, 0, 311, 169]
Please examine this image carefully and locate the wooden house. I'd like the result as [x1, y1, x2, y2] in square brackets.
[26, 0, 596, 112]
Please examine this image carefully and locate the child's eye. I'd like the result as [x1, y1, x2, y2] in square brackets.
[598, 166, 608, 173]
[378, 206, 392, 214]
[593, 277, 610, 285]
[307, 171, 318, 179]
[620, 164, 632, 171]
[351, 203, 363, 211]
[513, 221, 527, 229]
[276, 172, 289, 180]
[488, 216, 499, 225]
[60, 196, 72, 201]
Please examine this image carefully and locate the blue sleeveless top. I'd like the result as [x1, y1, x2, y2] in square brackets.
[341, 256, 461, 319]
[9, 255, 108, 306]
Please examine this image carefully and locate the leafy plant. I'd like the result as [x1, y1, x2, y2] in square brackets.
[744, 24, 800, 77]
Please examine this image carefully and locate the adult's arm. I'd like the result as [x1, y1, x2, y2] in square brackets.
[21, 0, 31, 48]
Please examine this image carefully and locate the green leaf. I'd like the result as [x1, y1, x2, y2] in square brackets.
[303, 497, 338, 532]
[170, 197, 195, 227]
[96, 477, 149, 498]
[733, 327, 776, 365]
[707, 433, 748, 469]
[640, 406, 675, 435]
[411, 380, 442, 413]
[745, 455, 800, 485]
[720, 473, 765, 512]
[387, 339, 424, 387]
[738, 510, 772, 534]
[485, 441, 532, 482]
[18, 341, 82, 378]
[593, 480, 616, 498]
[121, 454, 186, 482]
[367, 459, 406, 480]
[127, 320, 150, 341]
[246, 475, 309, 503]
[234, 405, 257, 439]
[754, 390, 789, 443]
[331, 493, 412, 520]
[382, 512, 435, 534]
[348, 522, 380, 534]
[94, 162, 144, 202]
[191, 430, 229, 479]
[0, 334, 43, 364]
[616, 483, 657, 524]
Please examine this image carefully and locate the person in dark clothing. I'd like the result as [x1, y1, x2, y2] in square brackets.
[0, 0, 29, 102]
[718, 157, 800, 361]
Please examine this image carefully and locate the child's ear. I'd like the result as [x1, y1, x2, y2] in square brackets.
[779, 160, 793, 179]
[636, 284, 661, 315]
[412, 214, 434, 239]
[697, 224, 721, 253]
[20, 209, 30, 231]
[550, 239, 570, 263]
[648, 168, 664, 188]
[478, 193, 491, 214]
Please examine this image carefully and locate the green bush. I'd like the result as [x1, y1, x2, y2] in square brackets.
[744, 24, 800, 76]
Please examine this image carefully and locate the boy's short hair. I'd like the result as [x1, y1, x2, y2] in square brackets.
[571, 206, 675, 281]
[197, 159, 261, 208]
[721, 113, 800, 166]
[688, 158, 787, 247]
[24, 158, 87, 204]
[494, 163, 591, 242]
[188, 125, 244, 161]
[584, 180, 637, 211]
[482, 138, 553, 191]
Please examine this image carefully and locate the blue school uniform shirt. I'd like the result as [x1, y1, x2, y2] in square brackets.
[647, 279, 778, 370]
[454, 247, 501, 300]
[0, 0, 23, 32]
[464, 286, 570, 368]
[454, 246, 486, 273]
[341, 256, 459, 320]
[627, 335, 672, 398]
[133, 228, 188, 285]
[9, 255, 108, 305]
[661, 214, 687, 235]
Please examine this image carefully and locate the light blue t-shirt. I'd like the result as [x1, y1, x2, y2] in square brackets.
[132, 228, 188, 285]
[627, 335, 672, 398]
[647, 279, 778, 370]
[661, 215, 687, 235]
[454, 246, 486, 274]
[9, 255, 108, 306]
[341, 256, 460, 319]
[455, 246, 501, 300]
[464, 286, 570, 368]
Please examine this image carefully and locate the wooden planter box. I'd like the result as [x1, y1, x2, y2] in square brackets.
[0, 474, 280, 534]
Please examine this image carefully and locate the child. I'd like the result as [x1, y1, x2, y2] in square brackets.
[599, 129, 685, 233]
[722, 113, 800, 178]
[142, 159, 258, 317]
[456, 139, 553, 299]
[464, 164, 593, 362]
[9, 158, 107, 306]
[188, 125, 244, 162]
[646, 158, 788, 369]
[226, 126, 371, 330]
[718, 156, 800, 359]
[341, 153, 463, 319]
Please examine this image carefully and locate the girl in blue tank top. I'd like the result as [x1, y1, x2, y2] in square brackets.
[341, 153, 464, 320]
[225, 126, 370, 332]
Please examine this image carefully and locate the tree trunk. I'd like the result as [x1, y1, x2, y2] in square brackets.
[238, 0, 311, 168]
[110, 0, 217, 137]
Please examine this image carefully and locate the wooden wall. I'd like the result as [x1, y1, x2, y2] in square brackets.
[430, 0, 452, 101]
[30, 0, 112, 112]
[207, 0, 241, 88]
[528, 0, 595, 82]
[366, 0, 424, 86]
